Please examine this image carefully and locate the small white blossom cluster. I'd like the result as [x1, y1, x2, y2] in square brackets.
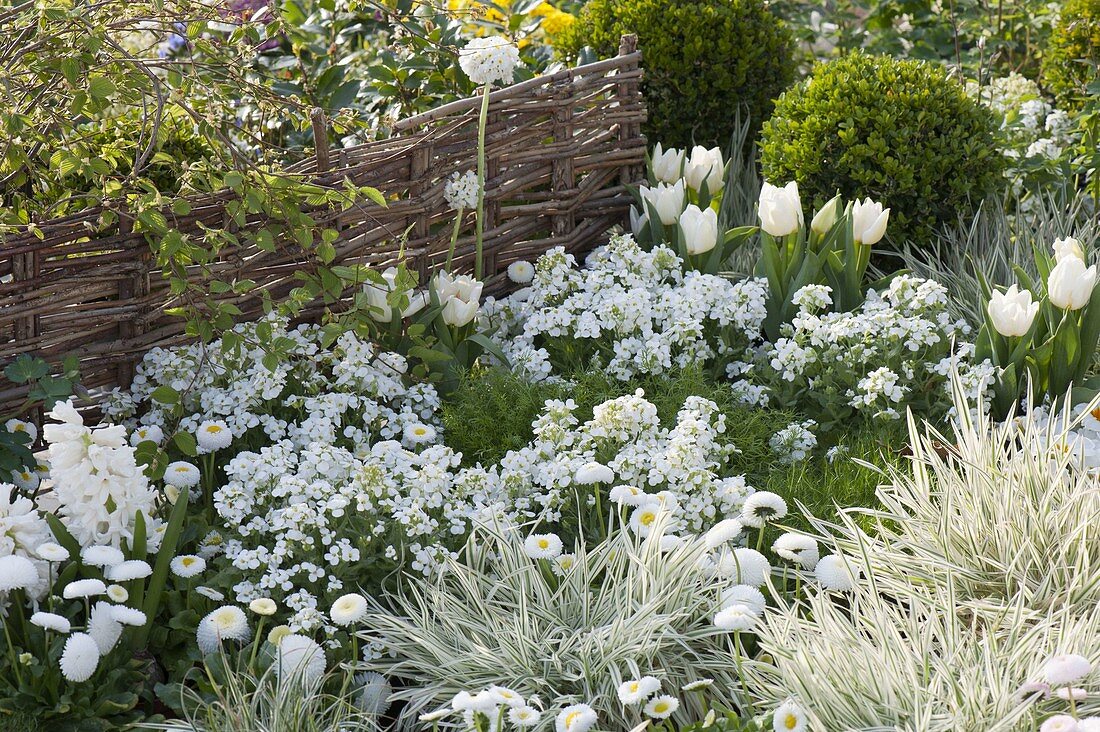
[502, 391, 754, 535]
[769, 420, 818, 465]
[458, 36, 520, 86]
[743, 277, 976, 424]
[482, 235, 768, 382]
[967, 73, 1080, 207]
[444, 170, 480, 211]
[104, 316, 440, 450]
[41, 400, 160, 550]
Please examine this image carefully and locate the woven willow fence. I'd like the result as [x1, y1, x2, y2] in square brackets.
[0, 37, 646, 411]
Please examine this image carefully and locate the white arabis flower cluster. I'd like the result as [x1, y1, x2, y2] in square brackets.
[483, 235, 768, 382]
[747, 276, 979, 423]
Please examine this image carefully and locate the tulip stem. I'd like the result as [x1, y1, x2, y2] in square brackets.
[474, 83, 491, 281]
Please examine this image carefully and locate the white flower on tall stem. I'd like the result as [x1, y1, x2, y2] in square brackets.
[716, 547, 770, 586]
[106, 559, 152, 582]
[1044, 653, 1094, 685]
[63, 578, 106, 599]
[704, 518, 743, 549]
[640, 180, 687, 225]
[629, 206, 649, 238]
[459, 36, 519, 279]
[814, 554, 857, 591]
[683, 145, 725, 194]
[850, 197, 890, 245]
[650, 143, 684, 184]
[1048, 255, 1098, 310]
[721, 584, 766, 614]
[275, 634, 327, 686]
[758, 181, 803, 237]
[679, 204, 718, 256]
[31, 612, 71, 633]
[459, 37, 520, 87]
[87, 601, 122, 653]
[35, 542, 69, 563]
[713, 603, 758, 631]
[81, 545, 125, 568]
[987, 284, 1039, 337]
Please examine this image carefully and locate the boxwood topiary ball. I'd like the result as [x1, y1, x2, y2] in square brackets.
[759, 52, 1008, 246]
[556, 0, 796, 150]
[1041, 0, 1100, 110]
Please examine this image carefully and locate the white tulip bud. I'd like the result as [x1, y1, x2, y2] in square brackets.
[758, 181, 803, 237]
[441, 296, 479, 327]
[851, 198, 890, 245]
[640, 180, 686, 225]
[650, 143, 684, 184]
[683, 145, 725, 194]
[1053, 236, 1084, 263]
[987, 284, 1039, 337]
[679, 204, 719, 256]
[629, 205, 648, 238]
[810, 194, 842, 235]
[1048, 256, 1098, 310]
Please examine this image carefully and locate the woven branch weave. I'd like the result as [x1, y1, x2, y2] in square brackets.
[0, 37, 646, 411]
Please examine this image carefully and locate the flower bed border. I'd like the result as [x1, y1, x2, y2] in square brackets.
[0, 36, 645, 411]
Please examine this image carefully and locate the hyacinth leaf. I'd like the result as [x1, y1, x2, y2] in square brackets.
[137, 492, 189, 649]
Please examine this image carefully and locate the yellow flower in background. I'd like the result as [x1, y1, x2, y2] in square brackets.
[447, 0, 574, 42]
[531, 2, 575, 37]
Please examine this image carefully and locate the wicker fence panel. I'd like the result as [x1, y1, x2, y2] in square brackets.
[0, 37, 646, 412]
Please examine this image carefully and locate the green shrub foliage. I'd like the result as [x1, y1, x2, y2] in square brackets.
[557, 0, 796, 149]
[759, 52, 1007, 245]
[1041, 0, 1100, 109]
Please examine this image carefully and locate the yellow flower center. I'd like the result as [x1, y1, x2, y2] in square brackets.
[1092, 407, 1100, 421]
[629, 682, 639, 693]
[565, 712, 581, 730]
[538, 539, 550, 549]
[182, 557, 196, 567]
[206, 425, 223, 433]
[12, 424, 26, 433]
[175, 466, 190, 472]
[654, 702, 669, 713]
[784, 714, 798, 730]
[640, 512, 656, 526]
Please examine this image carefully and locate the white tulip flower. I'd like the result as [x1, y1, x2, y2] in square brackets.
[442, 297, 479, 327]
[1053, 236, 1084, 263]
[758, 181, 803, 237]
[679, 204, 718, 255]
[987, 284, 1039, 337]
[851, 197, 890, 245]
[1048, 256, 1098, 310]
[640, 180, 686, 225]
[683, 145, 725, 194]
[629, 205, 648, 238]
[650, 143, 684, 184]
